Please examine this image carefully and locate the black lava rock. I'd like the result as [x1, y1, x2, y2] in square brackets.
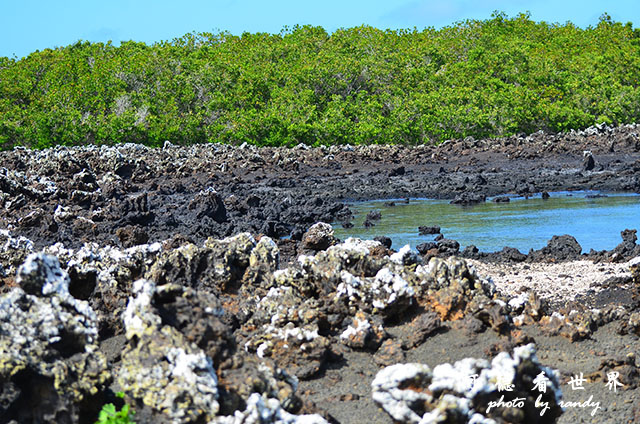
[374, 236, 392, 249]
[450, 193, 486, 205]
[366, 210, 382, 221]
[418, 226, 441, 235]
[416, 242, 437, 255]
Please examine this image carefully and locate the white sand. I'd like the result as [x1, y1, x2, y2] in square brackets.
[468, 259, 635, 303]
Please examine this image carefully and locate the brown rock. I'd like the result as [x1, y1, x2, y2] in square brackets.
[586, 353, 640, 390]
[116, 225, 149, 248]
[374, 339, 405, 367]
[539, 310, 597, 342]
[404, 311, 443, 348]
[273, 336, 331, 380]
[340, 311, 387, 350]
[470, 301, 510, 334]
[301, 222, 336, 251]
[458, 315, 485, 335]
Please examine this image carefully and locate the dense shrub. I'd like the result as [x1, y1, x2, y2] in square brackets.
[1, 12, 639, 148]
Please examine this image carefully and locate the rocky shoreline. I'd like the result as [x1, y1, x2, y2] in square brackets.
[0, 123, 639, 252]
[0, 124, 639, 423]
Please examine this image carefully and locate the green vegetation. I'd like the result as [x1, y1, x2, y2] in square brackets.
[95, 392, 135, 424]
[1, 12, 639, 148]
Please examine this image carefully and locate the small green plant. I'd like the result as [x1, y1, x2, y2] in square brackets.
[95, 392, 135, 424]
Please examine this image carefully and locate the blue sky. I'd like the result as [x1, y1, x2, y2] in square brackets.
[2, 0, 638, 58]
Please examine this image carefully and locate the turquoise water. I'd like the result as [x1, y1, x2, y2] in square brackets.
[333, 192, 640, 253]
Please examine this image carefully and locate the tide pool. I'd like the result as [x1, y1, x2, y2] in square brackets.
[333, 192, 640, 253]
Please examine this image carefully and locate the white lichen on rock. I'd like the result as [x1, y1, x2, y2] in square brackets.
[123, 279, 161, 338]
[390, 244, 417, 265]
[118, 278, 221, 423]
[0, 252, 109, 421]
[372, 344, 562, 424]
[213, 393, 328, 424]
[372, 363, 434, 423]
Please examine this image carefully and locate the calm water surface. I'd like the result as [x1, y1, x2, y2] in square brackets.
[333, 192, 640, 253]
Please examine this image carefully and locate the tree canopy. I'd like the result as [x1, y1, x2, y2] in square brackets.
[1, 12, 639, 148]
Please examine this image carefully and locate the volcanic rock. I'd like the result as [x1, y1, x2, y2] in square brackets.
[116, 224, 149, 248]
[499, 246, 528, 262]
[587, 353, 640, 390]
[493, 195, 511, 203]
[371, 344, 562, 423]
[416, 242, 437, 255]
[389, 166, 405, 176]
[418, 225, 440, 235]
[539, 309, 599, 342]
[340, 310, 388, 350]
[404, 311, 443, 348]
[609, 229, 640, 262]
[450, 193, 486, 205]
[373, 236, 392, 249]
[119, 281, 222, 423]
[529, 235, 582, 261]
[301, 222, 337, 251]
[0, 253, 109, 423]
[583, 151, 595, 170]
[436, 238, 460, 256]
[188, 187, 227, 223]
[373, 339, 405, 367]
[365, 210, 382, 221]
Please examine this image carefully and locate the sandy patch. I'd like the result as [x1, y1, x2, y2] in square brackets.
[468, 259, 635, 304]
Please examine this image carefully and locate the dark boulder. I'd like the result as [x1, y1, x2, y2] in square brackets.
[116, 225, 149, 248]
[471, 174, 487, 186]
[416, 242, 437, 255]
[404, 312, 443, 348]
[374, 339, 405, 367]
[374, 236, 392, 249]
[499, 246, 528, 262]
[115, 192, 155, 226]
[437, 238, 460, 255]
[388, 166, 405, 177]
[492, 196, 510, 203]
[530, 235, 582, 261]
[418, 225, 440, 235]
[450, 193, 486, 205]
[461, 245, 479, 258]
[365, 210, 382, 221]
[609, 229, 640, 262]
[301, 222, 336, 251]
[622, 228, 638, 244]
[583, 152, 595, 171]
